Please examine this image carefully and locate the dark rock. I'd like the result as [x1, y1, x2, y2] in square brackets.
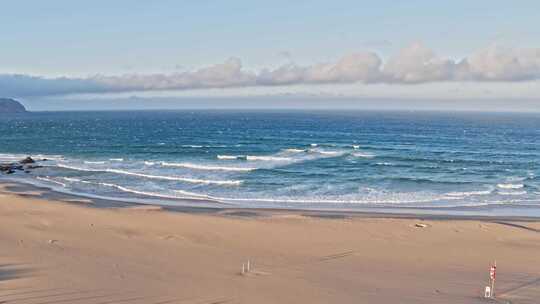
[0, 165, 12, 172]
[1, 157, 42, 175]
[20, 157, 35, 164]
[0, 98, 27, 114]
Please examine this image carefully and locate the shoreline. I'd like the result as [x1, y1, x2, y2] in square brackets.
[3, 179, 540, 222]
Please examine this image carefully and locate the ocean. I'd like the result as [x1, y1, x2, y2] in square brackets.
[1, 110, 539, 215]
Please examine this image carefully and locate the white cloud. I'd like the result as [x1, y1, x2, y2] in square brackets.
[94, 58, 256, 91]
[463, 46, 540, 81]
[382, 43, 457, 83]
[2, 44, 540, 97]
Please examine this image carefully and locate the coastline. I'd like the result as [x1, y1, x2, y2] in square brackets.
[2, 181, 540, 303]
[3, 179, 540, 220]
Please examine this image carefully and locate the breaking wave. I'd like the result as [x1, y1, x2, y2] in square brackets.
[160, 161, 256, 172]
[445, 189, 494, 197]
[499, 190, 527, 196]
[246, 155, 292, 161]
[351, 152, 376, 159]
[36, 176, 67, 187]
[84, 161, 106, 165]
[55, 163, 242, 185]
[217, 155, 239, 160]
[497, 183, 524, 189]
[62, 177, 201, 200]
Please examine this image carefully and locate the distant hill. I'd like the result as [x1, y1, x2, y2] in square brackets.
[0, 98, 27, 113]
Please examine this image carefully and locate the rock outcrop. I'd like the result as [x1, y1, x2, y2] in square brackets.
[0, 98, 27, 114]
[0, 157, 43, 174]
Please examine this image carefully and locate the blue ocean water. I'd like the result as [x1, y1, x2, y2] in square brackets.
[1, 110, 539, 213]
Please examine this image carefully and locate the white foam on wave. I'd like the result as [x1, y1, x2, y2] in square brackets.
[100, 181, 190, 200]
[53, 175, 460, 206]
[218, 147, 349, 166]
[62, 177, 85, 183]
[174, 189, 214, 199]
[106, 184, 190, 200]
[182, 145, 203, 148]
[284, 148, 306, 153]
[55, 163, 242, 185]
[497, 183, 524, 189]
[144, 161, 156, 166]
[36, 176, 67, 187]
[160, 161, 255, 172]
[217, 155, 241, 160]
[109, 158, 124, 162]
[246, 155, 291, 162]
[499, 190, 527, 196]
[311, 150, 342, 156]
[56, 163, 100, 172]
[308, 148, 350, 157]
[35, 175, 536, 209]
[445, 189, 493, 197]
[105, 169, 243, 185]
[351, 152, 375, 159]
[84, 161, 105, 165]
[352, 145, 360, 150]
[59, 177, 219, 201]
[66, 181, 413, 204]
[169, 187, 457, 206]
[211, 194, 445, 205]
[216, 147, 354, 172]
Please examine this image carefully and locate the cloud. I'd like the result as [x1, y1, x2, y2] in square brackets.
[462, 47, 540, 81]
[94, 58, 256, 91]
[258, 52, 382, 85]
[382, 43, 458, 83]
[2, 44, 540, 97]
[382, 44, 540, 83]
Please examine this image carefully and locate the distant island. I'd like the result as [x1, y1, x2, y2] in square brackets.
[0, 98, 27, 113]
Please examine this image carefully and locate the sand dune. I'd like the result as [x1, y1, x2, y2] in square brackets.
[1, 185, 540, 303]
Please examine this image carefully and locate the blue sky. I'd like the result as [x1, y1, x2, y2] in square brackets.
[1, 1, 540, 110]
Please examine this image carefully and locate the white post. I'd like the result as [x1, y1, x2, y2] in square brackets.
[242, 263, 245, 274]
[247, 260, 251, 272]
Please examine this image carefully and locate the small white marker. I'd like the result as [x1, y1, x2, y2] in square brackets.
[484, 286, 491, 298]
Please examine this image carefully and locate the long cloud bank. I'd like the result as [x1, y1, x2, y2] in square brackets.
[2, 44, 540, 97]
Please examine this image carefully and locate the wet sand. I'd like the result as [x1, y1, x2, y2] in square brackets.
[1, 183, 540, 303]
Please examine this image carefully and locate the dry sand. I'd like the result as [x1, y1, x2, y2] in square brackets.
[1, 184, 540, 303]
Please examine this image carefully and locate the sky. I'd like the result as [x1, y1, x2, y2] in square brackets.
[1, 0, 540, 111]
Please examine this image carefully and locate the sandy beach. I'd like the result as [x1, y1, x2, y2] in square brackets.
[1, 183, 540, 304]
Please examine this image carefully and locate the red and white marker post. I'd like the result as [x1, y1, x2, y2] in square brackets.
[489, 261, 497, 298]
